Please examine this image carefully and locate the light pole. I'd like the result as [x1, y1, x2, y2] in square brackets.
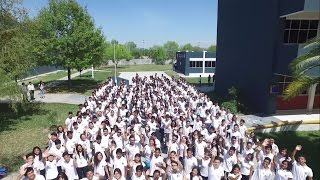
[113, 42, 117, 85]
[142, 40, 145, 56]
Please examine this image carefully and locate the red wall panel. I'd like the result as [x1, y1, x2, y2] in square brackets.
[277, 95, 320, 110]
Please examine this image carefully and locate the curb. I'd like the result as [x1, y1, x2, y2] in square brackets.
[247, 119, 320, 131]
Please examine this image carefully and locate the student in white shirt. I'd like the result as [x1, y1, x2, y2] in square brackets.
[183, 148, 198, 174]
[31, 147, 45, 177]
[228, 164, 242, 180]
[110, 148, 127, 178]
[199, 151, 211, 179]
[74, 144, 89, 179]
[131, 165, 146, 180]
[148, 148, 165, 176]
[92, 152, 110, 179]
[239, 153, 254, 180]
[113, 168, 126, 180]
[291, 145, 313, 180]
[19, 167, 45, 180]
[44, 153, 59, 180]
[251, 157, 273, 180]
[223, 147, 237, 177]
[61, 152, 79, 180]
[208, 156, 224, 180]
[274, 160, 293, 180]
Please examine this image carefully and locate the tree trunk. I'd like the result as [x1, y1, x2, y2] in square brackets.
[67, 68, 71, 87]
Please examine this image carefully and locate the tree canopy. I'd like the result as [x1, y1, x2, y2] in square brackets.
[0, 0, 35, 98]
[33, 0, 105, 86]
[149, 46, 167, 65]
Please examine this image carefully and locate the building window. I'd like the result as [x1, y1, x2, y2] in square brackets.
[275, 74, 307, 95]
[283, 20, 318, 44]
[205, 61, 216, 67]
[189, 61, 203, 68]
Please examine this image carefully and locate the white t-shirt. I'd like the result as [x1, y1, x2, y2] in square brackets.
[228, 173, 242, 180]
[45, 160, 58, 180]
[195, 141, 206, 158]
[208, 166, 224, 180]
[110, 156, 127, 176]
[22, 174, 45, 180]
[275, 169, 293, 180]
[131, 174, 146, 180]
[61, 159, 79, 180]
[292, 161, 313, 180]
[200, 158, 210, 177]
[125, 144, 140, 160]
[223, 152, 237, 173]
[149, 155, 164, 175]
[184, 156, 198, 174]
[251, 162, 273, 180]
[94, 160, 107, 177]
[240, 159, 254, 176]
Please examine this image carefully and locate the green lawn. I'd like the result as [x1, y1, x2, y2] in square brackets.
[257, 131, 320, 180]
[48, 71, 112, 95]
[0, 103, 78, 172]
[21, 70, 77, 87]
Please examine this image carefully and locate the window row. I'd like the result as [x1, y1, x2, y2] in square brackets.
[285, 20, 319, 30]
[284, 20, 319, 44]
[189, 61, 216, 68]
[284, 29, 317, 44]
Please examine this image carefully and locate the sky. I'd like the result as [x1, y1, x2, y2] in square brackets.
[23, 0, 217, 48]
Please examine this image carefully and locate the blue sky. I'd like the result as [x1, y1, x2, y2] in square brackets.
[24, 0, 217, 48]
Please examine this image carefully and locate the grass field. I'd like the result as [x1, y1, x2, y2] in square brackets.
[21, 70, 77, 87]
[47, 71, 112, 95]
[0, 103, 78, 172]
[257, 131, 320, 180]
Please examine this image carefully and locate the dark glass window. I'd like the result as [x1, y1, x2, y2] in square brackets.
[300, 20, 309, 29]
[291, 20, 300, 29]
[285, 20, 291, 29]
[289, 30, 299, 43]
[308, 30, 317, 39]
[309, 20, 319, 29]
[284, 30, 289, 43]
[298, 30, 308, 43]
[284, 19, 318, 44]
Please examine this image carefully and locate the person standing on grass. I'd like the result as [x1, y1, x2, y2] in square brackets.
[27, 82, 35, 100]
[38, 81, 45, 99]
[291, 145, 313, 180]
[208, 75, 211, 84]
[21, 83, 29, 102]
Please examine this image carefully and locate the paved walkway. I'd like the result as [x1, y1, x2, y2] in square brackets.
[30, 70, 90, 104]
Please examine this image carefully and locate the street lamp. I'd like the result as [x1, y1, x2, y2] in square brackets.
[113, 42, 117, 85]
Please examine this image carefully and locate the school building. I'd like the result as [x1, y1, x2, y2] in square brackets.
[174, 51, 216, 77]
[214, 0, 320, 114]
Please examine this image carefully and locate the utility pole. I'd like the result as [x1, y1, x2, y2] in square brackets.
[114, 42, 117, 85]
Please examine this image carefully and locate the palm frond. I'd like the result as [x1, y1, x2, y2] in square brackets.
[283, 76, 319, 100]
[289, 46, 320, 71]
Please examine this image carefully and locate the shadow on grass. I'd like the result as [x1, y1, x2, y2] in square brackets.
[47, 78, 104, 94]
[256, 131, 320, 180]
[0, 102, 46, 132]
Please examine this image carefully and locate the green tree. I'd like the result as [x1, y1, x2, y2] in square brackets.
[181, 43, 193, 51]
[0, 0, 35, 99]
[104, 42, 133, 64]
[207, 45, 216, 52]
[284, 38, 320, 99]
[33, 0, 105, 86]
[163, 41, 179, 62]
[192, 46, 205, 52]
[149, 46, 167, 65]
[116, 44, 133, 61]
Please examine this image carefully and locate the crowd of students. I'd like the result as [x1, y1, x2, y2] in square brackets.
[18, 74, 314, 180]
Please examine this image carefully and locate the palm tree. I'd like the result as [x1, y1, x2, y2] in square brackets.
[284, 37, 320, 100]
